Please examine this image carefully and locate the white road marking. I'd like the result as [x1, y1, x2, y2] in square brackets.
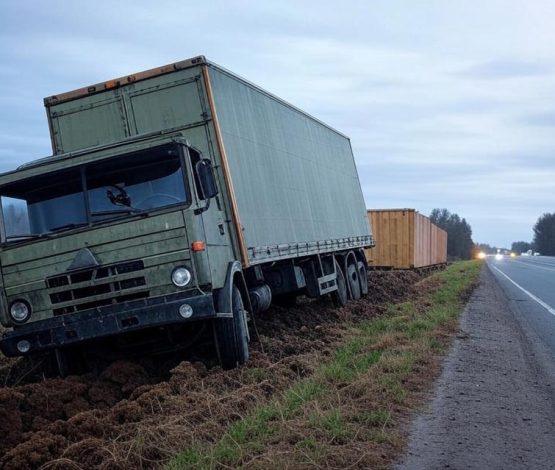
[491, 265, 555, 316]
[511, 259, 555, 272]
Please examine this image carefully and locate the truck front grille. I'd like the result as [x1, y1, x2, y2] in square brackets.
[47, 260, 149, 316]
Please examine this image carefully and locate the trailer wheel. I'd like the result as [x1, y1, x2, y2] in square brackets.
[216, 286, 249, 369]
[346, 257, 361, 300]
[331, 259, 348, 307]
[357, 261, 368, 296]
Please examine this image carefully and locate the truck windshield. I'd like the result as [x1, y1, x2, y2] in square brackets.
[0, 144, 189, 242]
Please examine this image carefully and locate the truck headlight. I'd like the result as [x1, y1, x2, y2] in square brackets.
[17, 340, 31, 353]
[10, 300, 31, 323]
[171, 267, 192, 287]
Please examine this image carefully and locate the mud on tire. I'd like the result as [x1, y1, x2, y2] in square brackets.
[331, 259, 348, 307]
[215, 285, 249, 369]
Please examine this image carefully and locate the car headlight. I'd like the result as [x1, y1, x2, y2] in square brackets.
[171, 267, 192, 287]
[10, 300, 31, 323]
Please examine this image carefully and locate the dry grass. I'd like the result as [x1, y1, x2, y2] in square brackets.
[0, 266, 475, 470]
[167, 261, 481, 469]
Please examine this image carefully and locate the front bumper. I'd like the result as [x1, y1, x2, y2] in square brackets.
[0, 291, 216, 357]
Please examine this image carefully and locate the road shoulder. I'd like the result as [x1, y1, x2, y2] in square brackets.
[397, 264, 555, 470]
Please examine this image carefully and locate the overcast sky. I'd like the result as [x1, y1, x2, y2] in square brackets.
[1, 1, 554, 248]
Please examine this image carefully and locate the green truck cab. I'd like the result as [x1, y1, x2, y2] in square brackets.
[0, 57, 373, 374]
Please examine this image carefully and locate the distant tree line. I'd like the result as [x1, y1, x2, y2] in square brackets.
[511, 241, 532, 254]
[510, 212, 555, 256]
[475, 243, 498, 254]
[533, 213, 555, 256]
[429, 208, 474, 260]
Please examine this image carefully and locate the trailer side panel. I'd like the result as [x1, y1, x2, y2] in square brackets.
[207, 66, 372, 265]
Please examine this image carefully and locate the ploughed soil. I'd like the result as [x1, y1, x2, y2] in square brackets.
[0, 270, 426, 469]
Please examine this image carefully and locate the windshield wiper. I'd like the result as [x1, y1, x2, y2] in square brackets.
[91, 208, 142, 217]
[49, 222, 89, 232]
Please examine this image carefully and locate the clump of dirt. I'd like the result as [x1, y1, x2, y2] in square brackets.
[0, 269, 428, 469]
[367, 269, 422, 304]
[0, 388, 25, 455]
[0, 325, 22, 385]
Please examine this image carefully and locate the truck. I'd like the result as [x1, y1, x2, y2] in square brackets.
[0, 56, 373, 375]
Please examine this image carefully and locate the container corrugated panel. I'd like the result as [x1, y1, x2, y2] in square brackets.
[366, 209, 447, 269]
[208, 65, 372, 265]
[365, 209, 411, 268]
[430, 224, 448, 265]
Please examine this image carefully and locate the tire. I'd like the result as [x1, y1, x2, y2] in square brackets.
[215, 286, 249, 369]
[331, 259, 348, 307]
[53, 347, 86, 378]
[346, 256, 361, 300]
[357, 261, 368, 296]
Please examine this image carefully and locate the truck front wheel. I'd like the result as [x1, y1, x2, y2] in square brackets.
[215, 286, 249, 369]
[52, 346, 86, 377]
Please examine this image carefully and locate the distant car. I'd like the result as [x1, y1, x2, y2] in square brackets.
[495, 253, 503, 260]
[534, 252, 540, 256]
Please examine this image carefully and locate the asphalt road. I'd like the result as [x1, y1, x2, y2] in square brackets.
[398, 261, 555, 470]
[488, 255, 555, 355]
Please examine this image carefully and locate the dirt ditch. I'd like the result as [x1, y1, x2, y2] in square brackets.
[0, 270, 423, 469]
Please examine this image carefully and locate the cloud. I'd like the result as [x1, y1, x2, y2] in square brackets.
[459, 59, 552, 79]
[0, 1, 555, 248]
[521, 112, 555, 127]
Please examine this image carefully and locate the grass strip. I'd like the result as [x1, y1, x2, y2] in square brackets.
[167, 260, 481, 469]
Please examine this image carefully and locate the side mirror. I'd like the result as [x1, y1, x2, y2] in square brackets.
[195, 159, 219, 199]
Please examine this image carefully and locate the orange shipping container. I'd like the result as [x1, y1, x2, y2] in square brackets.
[365, 209, 447, 269]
